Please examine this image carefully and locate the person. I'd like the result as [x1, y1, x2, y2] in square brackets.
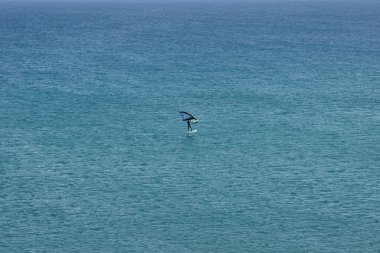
[187, 119, 192, 131]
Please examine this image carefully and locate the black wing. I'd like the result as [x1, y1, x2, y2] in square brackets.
[179, 111, 196, 121]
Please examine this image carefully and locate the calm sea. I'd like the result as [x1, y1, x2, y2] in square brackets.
[1, 1, 379, 252]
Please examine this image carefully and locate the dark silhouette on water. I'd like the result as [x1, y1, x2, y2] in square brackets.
[179, 111, 198, 132]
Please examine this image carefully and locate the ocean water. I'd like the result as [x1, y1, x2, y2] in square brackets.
[1, 1, 379, 252]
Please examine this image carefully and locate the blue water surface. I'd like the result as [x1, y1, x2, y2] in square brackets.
[1, 1, 379, 252]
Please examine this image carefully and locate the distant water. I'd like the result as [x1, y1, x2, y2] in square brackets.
[1, 1, 379, 252]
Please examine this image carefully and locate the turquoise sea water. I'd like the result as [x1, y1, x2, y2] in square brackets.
[1, 1, 379, 252]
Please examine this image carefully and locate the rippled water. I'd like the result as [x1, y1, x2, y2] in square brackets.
[1, 1, 379, 252]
